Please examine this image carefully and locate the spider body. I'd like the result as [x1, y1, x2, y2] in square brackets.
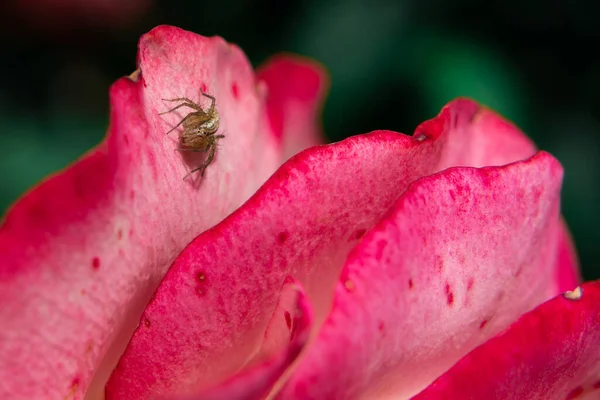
[160, 91, 224, 178]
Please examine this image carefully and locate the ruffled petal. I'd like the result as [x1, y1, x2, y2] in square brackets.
[107, 99, 568, 398]
[0, 25, 318, 400]
[279, 152, 566, 399]
[171, 278, 312, 400]
[413, 280, 600, 400]
[256, 55, 329, 159]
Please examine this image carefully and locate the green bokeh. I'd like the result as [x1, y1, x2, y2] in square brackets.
[0, 115, 105, 210]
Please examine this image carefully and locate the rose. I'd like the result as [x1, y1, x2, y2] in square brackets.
[0, 25, 598, 400]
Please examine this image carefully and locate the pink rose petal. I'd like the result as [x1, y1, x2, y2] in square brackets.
[0, 26, 324, 400]
[279, 151, 567, 399]
[174, 277, 313, 400]
[106, 129, 438, 398]
[412, 280, 600, 400]
[260, 277, 311, 362]
[107, 99, 573, 398]
[256, 55, 329, 159]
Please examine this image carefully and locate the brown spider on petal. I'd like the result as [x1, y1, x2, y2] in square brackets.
[159, 91, 224, 178]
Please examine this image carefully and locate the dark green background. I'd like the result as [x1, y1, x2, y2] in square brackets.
[1, 0, 598, 280]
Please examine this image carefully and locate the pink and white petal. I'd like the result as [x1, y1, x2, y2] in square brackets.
[139, 26, 281, 187]
[259, 277, 311, 361]
[424, 98, 537, 169]
[173, 278, 313, 400]
[412, 280, 600, 400]
[279, 152, 566, 399]
[106, 99, 565, 398]
[256, 55, 329, 159]
[105, 131, 425, 399]
[0, 25, 300, 400]
[413, 98, 577, 295]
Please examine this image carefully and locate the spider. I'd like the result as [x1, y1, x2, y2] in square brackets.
[159, 91, 224, 178]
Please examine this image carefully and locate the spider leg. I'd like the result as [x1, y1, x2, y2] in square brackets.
[183, 144, 216, 179]
[182, 169, 198, 180]
[163, 112, 200, 136]
[159, 101, 202, 116]
[176, 147, 209, 153]
[201, 144, 217, 175]
[163, 97, 195, 102]
[162, 97, 202, 107]
[201, 92, 216, 112]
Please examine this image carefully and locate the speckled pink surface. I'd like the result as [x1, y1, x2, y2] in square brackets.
[0, 25, 593, 400]
[413, 281, 600, 400]
[278, 152, 568, 399]
[178, 277, 313, 400]
[0, 26, 326, 400]
[107, 95, 583, 398]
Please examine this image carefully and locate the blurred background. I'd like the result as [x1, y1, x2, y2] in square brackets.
[0, 0, 598, 280]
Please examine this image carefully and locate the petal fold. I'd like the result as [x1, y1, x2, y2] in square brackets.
[412, 280, 600, 400]
[0, 25, 316, 400]
[175, 278, 313, 400]
[279, 152, 566, 399]
[107, 99, 573, 398]
[256, 55, 329, 159]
